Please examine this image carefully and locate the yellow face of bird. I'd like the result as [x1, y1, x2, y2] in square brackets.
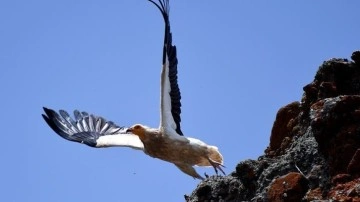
[127, 124, 146, 139]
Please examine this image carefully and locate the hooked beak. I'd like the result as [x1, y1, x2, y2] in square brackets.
[126, 128, 133, 133]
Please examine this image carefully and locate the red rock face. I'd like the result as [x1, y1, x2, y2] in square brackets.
[327, 178, 360, 201]
[267, 172, 308, 202]
[266, 101, 300, 157]
[187, 52, 360, 202]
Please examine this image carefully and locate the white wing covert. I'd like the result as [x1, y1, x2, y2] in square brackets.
[150, 0, 183, 136]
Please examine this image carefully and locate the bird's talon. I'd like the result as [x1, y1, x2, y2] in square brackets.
[208, 158, 226, 176]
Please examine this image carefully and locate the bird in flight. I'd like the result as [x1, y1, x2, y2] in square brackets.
[42, 0, 224, 180]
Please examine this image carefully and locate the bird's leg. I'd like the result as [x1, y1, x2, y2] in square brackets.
[175, 163, 205, 180]
[208, 158, 226, 175]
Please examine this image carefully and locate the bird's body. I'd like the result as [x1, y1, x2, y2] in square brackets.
[134, 125, 222, 167]
[42, 0, 224, 180]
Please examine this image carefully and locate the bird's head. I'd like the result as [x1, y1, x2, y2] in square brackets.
[126, 124, 147, 139]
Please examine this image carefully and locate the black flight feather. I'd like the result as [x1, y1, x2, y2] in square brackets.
[149, 0, 183, 136]
[42, 107, 126, 147]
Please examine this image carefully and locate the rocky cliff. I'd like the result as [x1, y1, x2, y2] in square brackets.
[186, 51, 360, 202]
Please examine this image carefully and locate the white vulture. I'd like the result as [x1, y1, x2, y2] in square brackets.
[42, 0, 224, 180]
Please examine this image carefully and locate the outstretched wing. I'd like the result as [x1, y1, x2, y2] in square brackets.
[149, 0, 183, 136]
[42, 107, 144, 150]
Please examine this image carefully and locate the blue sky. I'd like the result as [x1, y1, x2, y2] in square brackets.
[2, 1, 360, 201]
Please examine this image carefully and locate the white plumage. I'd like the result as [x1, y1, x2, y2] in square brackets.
[42, 0, 224, 180]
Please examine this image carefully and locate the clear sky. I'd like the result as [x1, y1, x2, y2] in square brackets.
[2, 1, 360, 201]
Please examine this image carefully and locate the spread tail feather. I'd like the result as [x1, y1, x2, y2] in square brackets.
[209, 146, 223, 165]
[195, 146, 224, 167]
